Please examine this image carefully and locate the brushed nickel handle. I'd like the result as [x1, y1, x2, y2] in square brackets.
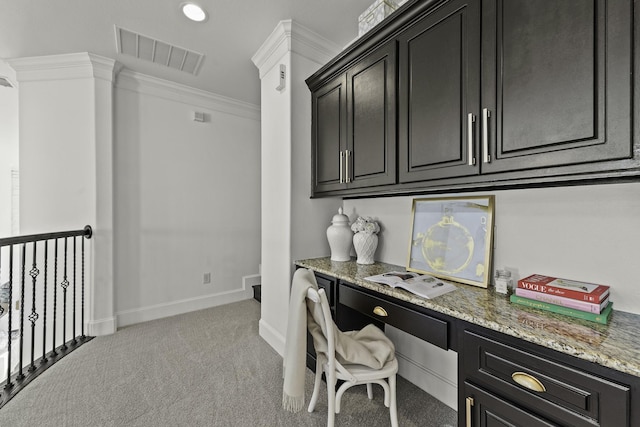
[345, 150, 351, 183]
[512, 371, 546, 392]
[466, 396, 474, 427]
[482, 108, 491, 163]
[373, 306, 388, 317]
[467, 113, 476, 166]
[339, 151, 344, 184]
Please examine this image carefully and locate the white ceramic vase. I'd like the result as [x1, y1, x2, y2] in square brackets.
[353, 232, 378, 265]
[326, 208, 353, 261]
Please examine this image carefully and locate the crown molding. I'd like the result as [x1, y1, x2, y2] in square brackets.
[251, 19, 341, 78]
[116, 68, 260, 121]
[8, 53, 117, 83]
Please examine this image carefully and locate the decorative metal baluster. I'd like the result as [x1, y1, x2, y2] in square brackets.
[42, 241, 48, 363]
[81, 235, 85, 338]
[61, 238, 69, 351]
[28, 242, 40, 371]
[0, 252, 3, 319]
[5, 246, 14, 389]
[17, 244, 26, 380]
[72, 236, 77, 344]
[0, 226, 94, 409]
[51, 240, 58, 356]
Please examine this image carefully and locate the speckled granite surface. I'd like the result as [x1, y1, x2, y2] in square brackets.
[296, 257, 640, 378]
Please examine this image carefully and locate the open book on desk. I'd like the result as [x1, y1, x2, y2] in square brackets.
[364, 271, 457, 299]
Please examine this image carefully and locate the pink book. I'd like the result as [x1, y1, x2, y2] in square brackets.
[514, 288, 608, 314]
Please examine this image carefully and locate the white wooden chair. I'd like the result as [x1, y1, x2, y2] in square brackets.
[305, 286, 399, 427]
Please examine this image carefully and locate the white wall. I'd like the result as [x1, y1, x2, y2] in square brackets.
[0, 61, 18, 239]
[113, 71, 261, 326]
[252, 20, 343, 355]
[343, 181, 640, 409]
[10, 53, 117, 336]
[344, 183, 640, 313]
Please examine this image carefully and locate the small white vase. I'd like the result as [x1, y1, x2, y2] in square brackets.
[353, 232, 378, 265]
[326, 208, 353, 261]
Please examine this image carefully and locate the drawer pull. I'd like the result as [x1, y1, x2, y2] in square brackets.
[512, 371, 546, 392]
[373, 306, 388, 317]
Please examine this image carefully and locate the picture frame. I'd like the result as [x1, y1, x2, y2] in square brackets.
[406, 195, 495, 288]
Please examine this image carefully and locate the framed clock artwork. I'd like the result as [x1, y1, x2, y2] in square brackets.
[407, 195, 495, 288]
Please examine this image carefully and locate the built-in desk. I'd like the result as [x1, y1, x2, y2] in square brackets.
[295, 257, 640, 427]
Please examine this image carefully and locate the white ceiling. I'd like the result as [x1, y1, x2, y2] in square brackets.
[0, 0, 377, 106]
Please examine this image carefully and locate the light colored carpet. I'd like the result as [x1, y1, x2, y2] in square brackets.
[0, 299, 457, 426]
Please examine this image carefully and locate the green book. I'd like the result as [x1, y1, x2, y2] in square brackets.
[510, 294, 613, 325]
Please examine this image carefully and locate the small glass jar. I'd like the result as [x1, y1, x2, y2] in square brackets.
[494, 269, 512, 295]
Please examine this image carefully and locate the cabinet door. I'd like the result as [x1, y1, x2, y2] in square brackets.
[464, 382, 559, 427]
[346, 42, 397, 189]
[398, 0, 481, 183]
[311, 74, 347, 194]
[481, 0, 633, 174]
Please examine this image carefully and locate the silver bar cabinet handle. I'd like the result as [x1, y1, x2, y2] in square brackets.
[339, 151, 344, 183]
[482, 108, 491, 163]
[345, 150, 351, 183]
[467, 113, 476, 166]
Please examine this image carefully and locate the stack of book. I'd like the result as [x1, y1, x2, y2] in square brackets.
[510, 274, 613, 324]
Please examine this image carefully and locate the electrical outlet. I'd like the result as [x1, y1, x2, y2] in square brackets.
[203, 273, 211, 284]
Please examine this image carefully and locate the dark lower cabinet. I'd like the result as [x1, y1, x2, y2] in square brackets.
[295, 263, 640, 427]
[462, 329, 631, 426]
[464, 382, 558, 427]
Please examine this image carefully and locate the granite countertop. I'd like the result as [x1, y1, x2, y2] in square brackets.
[296, 257, 640, 378]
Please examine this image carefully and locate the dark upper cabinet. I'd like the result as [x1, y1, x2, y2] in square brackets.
[480, 0, 633, 173]
[306, 0, 637, 197]
[310, 42, 396, 195]
[398, 0, 481, 183]
[312, 73, 347, 194]
[347, 43, 397, 189]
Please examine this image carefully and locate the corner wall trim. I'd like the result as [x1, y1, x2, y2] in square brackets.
[259, 318, 285, 357]
[88, 317, 117, 336]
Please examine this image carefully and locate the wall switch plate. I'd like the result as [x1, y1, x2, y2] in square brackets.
[203, 273, 211, 284]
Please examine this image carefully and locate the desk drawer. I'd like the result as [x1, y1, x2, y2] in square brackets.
[314, 273, 335, 307]
[339, 284, 449, 350]
[463, 330, 630, 426]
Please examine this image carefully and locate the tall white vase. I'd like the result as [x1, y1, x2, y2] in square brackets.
[326, 208, 353, 261]
[353, 232, 378, 265]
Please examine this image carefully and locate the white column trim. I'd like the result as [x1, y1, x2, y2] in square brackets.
[8, 52, 117, 83]
[251, 19, 341, 78]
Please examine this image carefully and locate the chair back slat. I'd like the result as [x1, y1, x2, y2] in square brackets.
[305, 286, 336, 373]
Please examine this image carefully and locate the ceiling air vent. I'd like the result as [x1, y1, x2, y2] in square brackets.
[115, 26, 204, 75]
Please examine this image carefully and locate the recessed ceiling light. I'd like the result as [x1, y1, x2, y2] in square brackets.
[181, 3, 208, 22]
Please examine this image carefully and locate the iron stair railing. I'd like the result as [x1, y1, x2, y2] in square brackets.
[0, 225, 93, 409]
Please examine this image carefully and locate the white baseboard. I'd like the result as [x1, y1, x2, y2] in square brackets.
[259, 318, 285, 357]
[395, 350, 458, 411]
[116, 287, 253, 328]
[88, 317, 117, 336]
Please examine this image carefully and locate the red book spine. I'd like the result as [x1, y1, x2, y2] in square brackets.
[517, 274, 609, 303]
